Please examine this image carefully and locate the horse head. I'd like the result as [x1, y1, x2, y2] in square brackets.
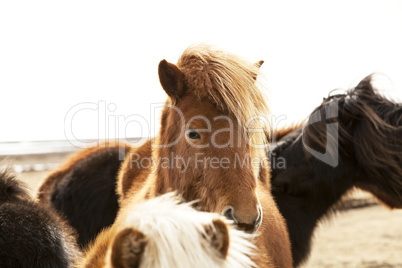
[154, 45, 269, 233]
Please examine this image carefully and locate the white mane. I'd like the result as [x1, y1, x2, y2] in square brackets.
[107, 193, 256, 268]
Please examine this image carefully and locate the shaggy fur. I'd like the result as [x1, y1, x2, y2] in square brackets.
[37, 143, 129, 247]
[80, 193, 256, 268]
[270, 75, 402, 267]
[0, 170, 80, 267]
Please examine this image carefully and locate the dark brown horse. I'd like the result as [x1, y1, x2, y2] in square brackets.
[270, 75, 402, 266]
[40, 45, 293, 267]
[0, 169, 81, 267]
[37, 143, 130, 247]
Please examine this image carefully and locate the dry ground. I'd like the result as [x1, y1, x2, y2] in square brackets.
[7, 156, 402, 268]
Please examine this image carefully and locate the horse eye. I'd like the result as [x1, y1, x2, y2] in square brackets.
[186, 130, 201, 140]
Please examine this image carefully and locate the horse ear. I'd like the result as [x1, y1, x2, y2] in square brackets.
[203, 219, 230, 259]
[255, 60, 264, 68]
[252, 60, 264, 80]
[111, 228, 148, 268]
[355, 74, 375, 92]
[158, 59, 186, 103]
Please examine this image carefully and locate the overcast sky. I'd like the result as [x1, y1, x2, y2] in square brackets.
[1, 0, 401, 142]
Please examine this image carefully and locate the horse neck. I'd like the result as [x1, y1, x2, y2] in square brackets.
[273, 160, 357, 267]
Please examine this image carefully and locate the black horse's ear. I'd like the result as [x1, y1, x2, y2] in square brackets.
[355, 74, 375, 93]
[252, 60, 264, 80]
[203, 219, 230, 259]
[158, 60, 186, 103]
[111, 228, 148, 268]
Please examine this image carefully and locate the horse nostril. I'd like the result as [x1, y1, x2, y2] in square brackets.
[222, 206, 235, 222]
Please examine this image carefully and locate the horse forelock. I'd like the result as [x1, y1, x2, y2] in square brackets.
[110, 193, 256, 268]
[177, 44, 270, 147]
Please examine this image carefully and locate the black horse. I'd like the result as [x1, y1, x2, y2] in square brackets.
[270, 75, 402, 266]
[0, 170, 81, 267]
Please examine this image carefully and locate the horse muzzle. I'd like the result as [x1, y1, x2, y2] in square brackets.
[222, 204, 262, 233]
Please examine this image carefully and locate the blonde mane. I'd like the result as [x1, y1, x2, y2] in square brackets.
[106, 193, 256, 268]
[177, 44, 270, 146]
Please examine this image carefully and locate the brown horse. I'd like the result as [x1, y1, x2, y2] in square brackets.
[39, 45, 293, 267]
[80, 192, 256, 267]
[114, 45, 291, 267]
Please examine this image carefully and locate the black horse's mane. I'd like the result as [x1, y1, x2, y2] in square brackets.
[302, 74, 402, 203]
